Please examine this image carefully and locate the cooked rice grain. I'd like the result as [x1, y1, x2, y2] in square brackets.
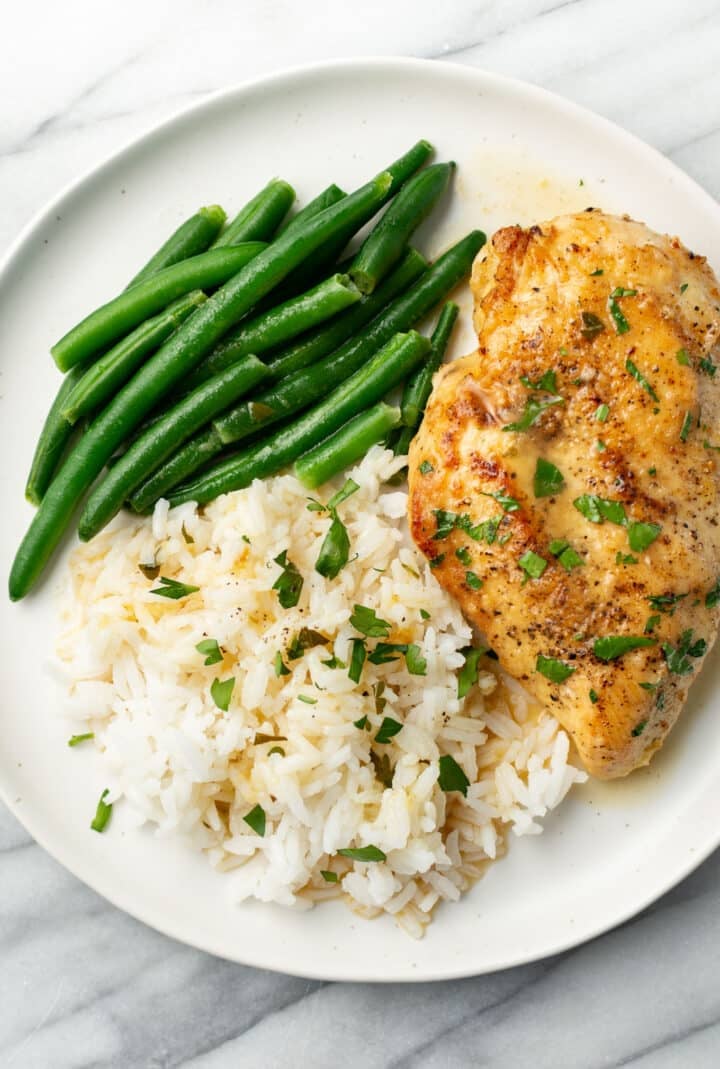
[57, 446, 586, 934]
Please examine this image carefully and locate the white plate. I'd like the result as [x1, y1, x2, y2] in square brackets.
[2, 57, 720, 983]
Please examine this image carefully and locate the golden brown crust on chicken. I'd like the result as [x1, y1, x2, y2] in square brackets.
[409, 210, 720, 779]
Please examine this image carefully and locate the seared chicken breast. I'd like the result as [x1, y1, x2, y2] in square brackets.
[409, 210, 720, 778]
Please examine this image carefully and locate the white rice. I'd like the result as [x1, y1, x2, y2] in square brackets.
[56, 446, 586, 935]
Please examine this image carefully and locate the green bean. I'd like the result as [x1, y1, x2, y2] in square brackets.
[11, 160, 400, 598]
[266, 248, 427, 380]
[61, 291, 207, 424]
[394, 300, 459, 455]
[129, 249, 429, 508]
[129, 427, 223, 513]
[126, 205, 226, 288]
[214, 230, 485, 447]
[78, 356, 269, 539]
[184, 273, 361, 390]
[212, 179, 294, 247]
[279, 184, 346, 236]
[168, 332, 430, 507]
[25, 367, 85, 505]
[295, 403, 401, 489]
[51, 243, 266, 372]
[350, 163, 454, 295]
[266, 139, 433, 306]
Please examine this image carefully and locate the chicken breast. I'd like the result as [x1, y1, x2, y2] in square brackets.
[408, 210, 720, 778]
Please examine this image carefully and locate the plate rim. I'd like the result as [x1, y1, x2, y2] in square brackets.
[2, 54, 720, 982]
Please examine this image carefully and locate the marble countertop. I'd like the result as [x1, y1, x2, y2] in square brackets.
[3, 1, 720, 1065]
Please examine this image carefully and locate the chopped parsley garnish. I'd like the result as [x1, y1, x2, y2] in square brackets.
[254, 733, 287, 745]
[272, 550, 303, 608]
[287, 628, 328, 661]
[625, 358, 659, 402]
[429, 554, 445, 568]
[589, 689, 599, 704]
[481, 489, 521, 512]
[241, 534, 251, 544]
[210, 676, 235, 711]
[90, 789, 113, 833]
[680, 282, 689, 294]
[374, 681, 387, 715]
[368, 642, 407, 665]
[195, 638, 223, 666]
[420, 608, 431, 621]
[533, 458, 565, 498]
[465, 570, 483, 591]
[181, 523, 194, 545]
[473, 518, 501, 544]
[327, 479, 360, 512]
[536, 655, 575, 683]
[609, 287, 637, 334]
[375, 717, 403, 744]
[337, 845, 386, 863]
[593, 635, 656, 661]
[590, 268, 604, 277]
[648, 467, 657, 475]
[595, 403, 609, 422]
[631, 720, 647, 738]
[639, 680, 661, 691]
[704, 440, 720, 452]
[68, 732, 94, 747]
[457, 646, 485, 699]
[627, 521, 662, 553]
[433, 510, 466, 539]
[647, 592, 687, 614]
[315, 515, 350, 580]
[297, 694, 317, 705]
[320, 869, 338, 883]
[432, 510, 498, 544]
[644, 615, 661, 633]
[438, 754, 470, 797]
[405, 644, 427, 676]
[573, 494, 627, 526]
[455, 546, 472, 565]
[354, 715, 369, 730]
[370, 751, 395, 788]
[680, 410, 693, 443]
[616, 552, 639, 565]
[502, 394, 564, 433]
[699, 356, 716, 377]
[580, 311, 605, 339]
[519, 369, 557, 392]
[138, 561, 160, 580]
[322, 654, 345, 669]
[662, 629, 707, 675]
[243, 804, 266, 837]
[676, 348, 691, 367]
[705, 578, 720, 608]
[550, 541, 584, 571]
[518, 550, 547, 580]
[348, 638, 366, 683]
[149, 576, 199, 600]
[350, 605, 391, 638]
[274, 651, 290, 677]
[268, 746, 285, 757]
[419, 460, 434, 475]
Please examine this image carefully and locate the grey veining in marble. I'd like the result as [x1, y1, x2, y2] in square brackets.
[2, 1, 720, 1066]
